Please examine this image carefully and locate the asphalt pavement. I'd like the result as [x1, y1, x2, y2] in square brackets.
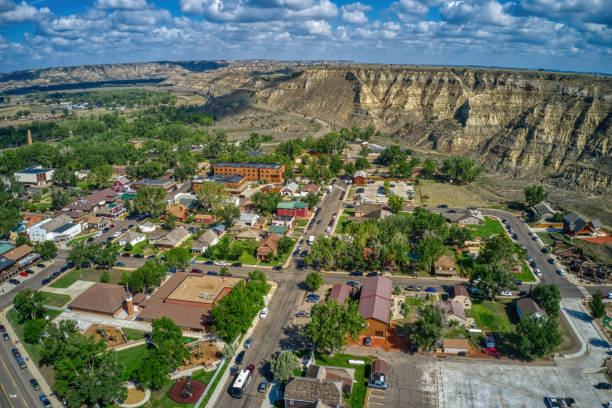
[0, 328, 42, 408]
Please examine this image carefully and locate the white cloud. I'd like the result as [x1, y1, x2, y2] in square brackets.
[341, 2, 370, 24]
[94, 0, 149, 10]
[302, 19, 331, 35]
[0, 1, 51, 25]
[440, 0, 516, 27]
[391, 0, 429, 23]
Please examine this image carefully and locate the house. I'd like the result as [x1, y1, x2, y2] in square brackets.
[281, 182, 299, 196]
[191, 230, 219, 254]
[563, 214, 594, 236]
[10, 215, 46, 240]
[96, 202, 125, 219]
[173, 193, 198, 208]
[267, 225, 287, 236]
[192, 175, 246, 194]
[462, 239, 482, 259]
[53, 210, 87, 224]
[236, 213, 259, 227]
[301, 184, 321, 195]
[74, 169, 90, 180]
[452, 285, 472, 309]
[213, 162, 285, 183]
[155, 226, 191, 248]
[68, 283, 144, 317]
[443, 338, 469, 354]
[272, 215, 295, 228]
[257, 233, 280, 261]
[112, 165, 127, 176]
[235, 229, 262, 241]
[81, 188, 118, 206]
[284, 376, 343, 408]
[439, 209, 484, 225]
[138, 221, 157, 233]
[65, 200, 97, 214]
[195, 214, 215, 224]
[329, 283, 351, 304]
[166, 204, 190, 222]
[131, 179, 176, 191]
[358, 275, 392, 338]
[368, 359, 389, 389]
[118, 231, 146, 247]
[353, 170, 367, 186]
[532, 202, 555, 221]
[27, 215, 82, 243]
[306, 364, 355, 394]
[113, 176, 131, 192]
[0, 244, 13, 257]
[14, 165, 54, 186]
[436, 300, 467, 325]
[433, 255, 457, 277]
[86, 216, 105, 229]
[516, 297, 547, 320]
[147, 229, 168, 245]
[0, 257, 19, 284]
[277, 201, 309, 218]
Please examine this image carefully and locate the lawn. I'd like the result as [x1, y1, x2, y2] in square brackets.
[514, 260, 535, 282]
[466, 217, 505, 238]
[415, 179, 492, 207]
[467, 299, 514, 334]
[315, 352, 372, 408]
[336, 215, 350, 234]
[122, 328, 147, 341]
[536, 231, 571, 249]
[40, 292, 71, 307]
[199, 235, 295, 266]
[116, 343, 152, 380]
[342, 209, 355, 216]
[50, 268, 130, 288]
[67, 232, 96, 247]
[129, 240, 149, 255]
[297, 218, 309, 227]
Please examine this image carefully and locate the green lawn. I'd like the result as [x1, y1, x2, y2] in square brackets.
[467, 300, 514, 333]
[67, 232, 96, 247]
[404, 297, 425, 307]
[297, 218, 309, 227]
[50, 268, 130, 288]
[514, 260, 535, 282]
[536, 231, 571, 249]
[315, 352, 372, 408]
[129, 240, 147, 255]
[466, 217, 505, 238]
[40, 292, 71, 307]
[342, 209, 355, 216]
[336, 215, 350, 234]
[122, 328, 147, 341]
[116, 343, 152, 380]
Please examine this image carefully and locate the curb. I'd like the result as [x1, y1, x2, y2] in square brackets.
[558, 301, 587, 359]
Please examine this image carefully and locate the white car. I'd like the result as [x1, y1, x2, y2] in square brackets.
[112, 231, 121, 238]
[95, 231, 103, 237]
[215, 261, 227, 266]
[498, 291, 512, 296]
[325, 227, 331, 233]
[535, 268, 542, 276]
[260, 308, 269, 319]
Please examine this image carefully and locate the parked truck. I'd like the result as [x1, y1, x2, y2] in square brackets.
[308, 235, 315, 245]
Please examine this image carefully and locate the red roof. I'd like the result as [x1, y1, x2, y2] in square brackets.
[360, 276, 392, 300]
[359, 295, 391, 324]
[329, 283, 351, 304]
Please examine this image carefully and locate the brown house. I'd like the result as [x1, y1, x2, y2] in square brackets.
[452, 284, 472, 309]
[194, 214, 215, 224]
[306, 364, 355, 394]
[433, 255, 457, 277]
[166, 204, 190, 222]
[358, 275, 392, 338]
[257, 233, 280, 261]
[68, 283, 144, 317]
[353, 170, 367, 186]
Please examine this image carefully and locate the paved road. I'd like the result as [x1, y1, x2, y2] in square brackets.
[0, 333, 40, 408]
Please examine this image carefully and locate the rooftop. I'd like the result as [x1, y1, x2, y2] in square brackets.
[166, 275, 243, 305]
[205, 174, 245, 184]
[16, 165, 52, 174]
[284, 377, 342, 407]
[215, 162, 282, 169]
[68, 283, 135, 314]
[360, 275, 392, 300]
[329, 283, 351, 304]
[132, 179, 174, 186]
[0, 257, 16, 272]
[443, 338, 469, 350]
[32, 215, 73, 233]
[277, 201, 308, 209]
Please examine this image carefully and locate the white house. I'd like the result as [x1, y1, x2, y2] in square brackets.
[118, 231, 146, 247]
[236, 213, 259, 227]
[138, 222, 157, 233]
[14, 166, 54, 186]
[27, 215, 82, 242]
[191, 229, 219, 254]
[281, 182, 299, 196]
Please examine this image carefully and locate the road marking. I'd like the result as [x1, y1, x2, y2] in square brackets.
[577, 286, 590, 299]
[0, 350, 30, 408]
[0, 382, 16, 408]
[367, 402, 384, 405]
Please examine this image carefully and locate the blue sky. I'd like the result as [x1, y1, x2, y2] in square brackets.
[0, 0, 610, 73]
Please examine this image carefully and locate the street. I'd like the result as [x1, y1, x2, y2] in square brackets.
[0, 328, 42, 408]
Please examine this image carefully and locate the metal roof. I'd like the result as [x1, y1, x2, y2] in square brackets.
[215, 162, 282, 169]
[16, 165, 52, 174]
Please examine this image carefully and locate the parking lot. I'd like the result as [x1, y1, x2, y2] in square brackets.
[0, 260, 53, 293]
[355, 180, 414, 205]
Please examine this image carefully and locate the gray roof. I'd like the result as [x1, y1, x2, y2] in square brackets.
[157, 226, 190, 246]
[16, 165, 52, 174]
[591, 219, 602, 229]
[0, 257, 16, 272]
[207, 174, 244, 184]
[52, 223, 77, 234]
[517, 297, 546, 317]
[284, 377, 342, 407]
[215, 162, 282, 169]
[563, 213, 588, 233]
[36, 215, 73, 233]
[360, 276, 392, 299]
[283, 182, 299, 192]
[436, 300, 466, 320]
[193, 229, 218, 247]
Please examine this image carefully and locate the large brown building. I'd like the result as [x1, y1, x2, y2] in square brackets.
[358, 276, 392, 339]
[213, 162, 285, 183]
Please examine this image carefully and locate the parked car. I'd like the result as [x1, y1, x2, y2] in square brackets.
[29, 378, 40, 391]
[214, 261, 227, 266]
[346, 281, 360, 288]
[191, 259, 198, 264]
[191, 268, 203, 274]
[235, 350, 245, 364]
[482, 348, 502, 357]
[549, 258, 556, 264]
[350, 271, 363, 276]
[425, 287, 438, 293]
[317, 219, 322, 224]
[564, 397, 576, 407]
[9, 279, 19, 285]
[244, 337, 253, 349]
[406, 285, 421, 291]
[121, 253, 131, 257]
[273, 266, 283, 271]
[115, 262, 125, 267]
[556, 269, 564, 275]
[260, 308, 269, 319]
[232, 263, 242, 267]
[258, 380, 269, 393]
[542, 248, 549, 254]
[204, 260, 214, 265]
[133, 254, 143, 258]
[364, 336, 371, 346]
[367, 272, 378, 277]
[545, 396, 560, 408]
[207, 271, 219, 276]
[306, 294, 320, 303]
[515, 280, 522, 286]
[535, 269, 542, 276]
[300, 250, 308, 257]
[39, 394, 52, 408]
[530, 261, 537, 267]
[3, 333, 9, 341]
[41, 278, 50, 285]
[296, 311, 311, 317]
[498, 291, 512, 296]
[36, 263, 45, 268]
[595, 382, 612, 390]
[0, 325, 6, 333]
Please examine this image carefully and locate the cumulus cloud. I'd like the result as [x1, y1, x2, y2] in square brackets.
[341, 2, 370, 24]
[440, 0, 516, 27]
[95, 0, 149, 10]
[0, 0, 51, 25]
[390, 0, 429, 22]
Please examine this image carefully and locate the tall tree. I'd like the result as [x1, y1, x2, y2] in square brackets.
[532, 285, 561, 317]
[379, 145, 406, 166]
[516, 315, 561, 358]
[414, 237, 445, 271]
[164, 247, 191, 269]
[471, 262, 516, 298]
[270, 351, 299, 383]
[441, 155, 483, 183]
[304, 300, 365, 355]
[215, 204, 240, 227]
[14, 288, 45, 321]
[591, 290, 605, 318]
[251, 191, 282, 213]
[411, 305, 444, 350]
[524, 185, 548, 207]
[88, 164, 113, 188]
[133, 186, 166, 216]
[305, 271, 324, 291]
[423, 159, 436, 178]
[304, 192, 320, 209]
[35, 240, 57, 260]
[196, 181, 229, 213]
[50, 187, 71, 210]
[387, 194, 406, 214]
[151, 317, 190, 371]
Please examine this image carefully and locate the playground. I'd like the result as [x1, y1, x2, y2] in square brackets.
[180, 340, 222, 370]
[84, 324, 127, 348]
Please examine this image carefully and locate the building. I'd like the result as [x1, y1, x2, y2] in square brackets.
[27, 215, 82, 243]
[272, 215, 295, 229]
[80, 188, 118, 206]
[563, 214, 595, 236]
[96, 202, 125, 219]
[433, 255, 457, 277]
[443, 338, 469, 354]
[173, 192, 198, 208]
[0, 257, 19, 284]
[0, 244, 13, 257]
[438, 209, 484, 225]
[281, 182, 299, 196]
[68, 283, 144, 317]
[532, 202, 555, 221]
[236, 213, 259, 227]
[436, 300, 467, 325]
[14, 165, 54, 186]
[191, 230, 219, 254]
[329, 283, 351, 304]
[257, 233, 280, 261]
[306, 364, 355, 394]
[137, 273, 244, 331]
[139, 221, 157, 233]
[131, 179, 176, 191]
[277, 201, 309, 218]
[195, 214, 215, 224]
[113, 176, 131, 192]
[353, 170, 367, 186]
[235, 229, 262, 241]
[358, 276, 392, 338]
[166, 204, 190, 222]
[118, 231, 146, 247]
[10, 214, 46, 240]
[3, 245, 37, 270]
[355, 204, 383, 218]
[267, 225, 287, 236]
[155, 226, 191, 248]
[65, 200, 97, 214]
[369, 359, 389, 389]
[284, 376, 343, 408]
[192, 175, 246, 194]
[300, 184, 321, 195]
[74, 169, 90, 180]
[452, 285, 472, 309]
[213, 162, 285, 183]
[516, 297, 547, 320]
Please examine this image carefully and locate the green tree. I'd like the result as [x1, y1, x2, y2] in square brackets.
[164, 247, 191, 269]
[14, 288, 45, 321]
[137, 357, 167, 390]
[123, 242, 133, 252]
[164, 213, 177, 230]
[355, 157, 370, 171]
[305, 271, 323, 291]
[251, 191, 282, 213]
[379, 145, 406, 166]
[329, 154, 344, 174]
[591, 290, 605, 318]
[448, 224, 470, 246]
[35, 240, 57, 260]
[220, 266, 230, 276]
[50, 187, 71, 210]
[304, 192, 320, 209]
[16, 235, 31, 247]
[100, 270, 110, 283]
[24, 318, 46, 343]
[383, 180, 390, 195]
[387, 194, 406, 214]
[222, 343, 235, 360]
[423, 159, 436, 178]
[270, 351, 299, 383]
[278, 236, 294, 254]
[471, 262, 516, 298]
[532, 285, 561, 317]
[411, 305, 444, 350]
[151, 317, 190, 370]
[304, 300, 364, 355]
[414, 237, 445, 271]
[343, 161, 356, 178]
[95, 245, 118, 269]
[134, 186, 166, 216]
[215, 204, 240, 227]
[441, 155, 483, 183]
[516, 314, 561, 358]
[0, 206, 21, 239]
[196, 181, 229, 213]
[89, 164, 113, 188]
[524, 185, 548, 207]
[52, 166, 77, 186]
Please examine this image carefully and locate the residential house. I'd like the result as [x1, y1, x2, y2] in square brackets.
[81, 188, 118, 206]
[452, 285, 472, 309]
[284, 376, 343, 408]
[138, 221, 157, 233]
[436, 300, 467, 325]
[166, 204, 190, 222]
[195, 214, 216, 224]
[236, 213, 259, 227]
[10, 215, 46, 240]
[74, 169, 90, 180]
[0, 257, 19, 284]
[131, 179, 176, 192]
[14, 165, 54, 186]
[462, 239, 482, 259]
[155, 227, 191, 248]
[112, 165, 127, 177]
[281, 182, 299, 196]
[532, 202, 555, 221]
[191, 230, 219, 254]
[53, 210, 87, 224]
[192, 174, 246, 194]
[235, 229, 262, 242]
[147, 229, 168, 246]
[443, 338, 469, 354]
[272, 215, 295, 229]
[174, 193, 198, 208]
[257, 233, 280, 261]
[96, 202, 125, 219]
[300, 184, 321, 195]
[267, 225, 287, 236]
[369, 359, 389, 389]
[277, 201, 309, 218]
[516, 298, 547, 320]
[433, 255, 457, 277]
[353, 170, 367, 186]
[563, 214, 594, 236]
[113, 176, 131, 192]
[329, 283, 351, 304]
[440, 209, 484, 225]
[65, 201, 97, 214]
[306, 364, 355, 394]
[358, 275, 392, 338]
[68, 283, 144, 317]
[118, 231, 146, 247]
[86, 216, 105, 229]
[27, 215, 82, 243]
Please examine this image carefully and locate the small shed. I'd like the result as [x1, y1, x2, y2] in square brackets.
[443, 338, 469, 354]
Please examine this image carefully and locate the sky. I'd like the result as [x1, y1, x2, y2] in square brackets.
[0, 0, 610, 74]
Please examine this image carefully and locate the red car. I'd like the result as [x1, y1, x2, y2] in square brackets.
[20, 271, 28, 277]
[191, 268, 203, 274]
[121, 253, 131, 257]
[482, 348, 502, 357]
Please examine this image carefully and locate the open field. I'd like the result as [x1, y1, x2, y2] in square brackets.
[466, 217, 505, 238]
[467, 299, 514, 334]
[50, 268, 128, 288]
[416, 180, 493, 207]
[40, 292, 71, 307]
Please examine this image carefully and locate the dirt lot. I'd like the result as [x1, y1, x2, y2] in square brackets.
[180, 340, 222, 370]
[84, 324, 127, 348]
[356, 180, 414, 205]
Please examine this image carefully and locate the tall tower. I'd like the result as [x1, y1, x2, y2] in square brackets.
[27, 129, 32, 145]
